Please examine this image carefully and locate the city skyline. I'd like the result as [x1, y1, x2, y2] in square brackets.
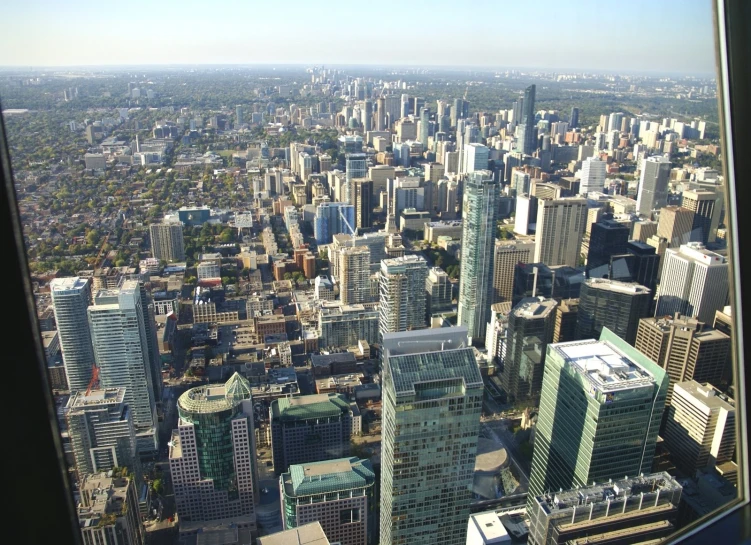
[0, 0, 716, 75]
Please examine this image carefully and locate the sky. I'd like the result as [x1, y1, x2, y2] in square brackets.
[0, 0, 717, 75]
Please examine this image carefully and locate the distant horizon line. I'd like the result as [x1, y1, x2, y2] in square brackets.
[0, 62, 716, 79]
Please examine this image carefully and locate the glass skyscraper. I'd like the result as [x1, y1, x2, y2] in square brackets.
[314, 202, 356, 245]
[457, 170, 499, 345]
[380, 327, 483, 545]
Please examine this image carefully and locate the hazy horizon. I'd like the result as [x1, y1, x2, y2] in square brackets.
[0, 0, 717, 76]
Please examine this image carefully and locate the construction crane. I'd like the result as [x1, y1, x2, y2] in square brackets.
[85, 365, 100, 396]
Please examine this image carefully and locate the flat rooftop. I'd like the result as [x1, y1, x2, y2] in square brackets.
[69, 388, 125, 408]
[583, 278, 650, 295]
[674, 381, 735, 410]
[468, 512, 510, 543]
[50, 276, 89, 291]
[258, 521, 329, 545]
[513, 297, 557, 319]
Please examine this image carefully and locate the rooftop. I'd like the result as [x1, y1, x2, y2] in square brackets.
[583, 278, 651, 295]
[272, 393, 351, 422]
[50, 276, 89, 292]
[283, 457, 375, 498]
[674, 381, 735, 410]
[258, 522, 330, 545]
[178, 373, 251, 414]
[512, 297, 558, 319]
[69, 388, 125, 408]
[468, 512, 510, 544]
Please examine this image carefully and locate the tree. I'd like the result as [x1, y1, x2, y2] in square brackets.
[152, 479, 164, 495]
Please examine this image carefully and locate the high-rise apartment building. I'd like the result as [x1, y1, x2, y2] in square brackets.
[501, 297, 557, 402]
[681, 189, 717, 245]
[655, 242, 729, 324]
[516, 85, 537, 155]
[338, 246, 370, 305]
[492, 241, 535, 303]
[635, 314, 730, 406]
[280, 457, 375, 545]
[50, 276, 95, 392]
[419, 107, 430, 148]
[425, 266, 452, 318]
[663, 381, 735, 475]
[315, 202, 356, 245]
[380, 327, 483, 545]
[66, 388, 138, 480]
[345, 152, 368, 184]
[318, 301, 379, 350]
[149, 222, 185, 262]
[88, 280, 158, 455]
[578, 156, 607, 195]
[636, 155, 671, 216]
[352, 178, 373, 229]
[657, 205, 695, 248]
[576, 278, 652, 345]
[270, 393, 355, 475]
[170, 373, 259, 523]
[534, 197, 588, 267]
[457, 171, 499, 344]
[378, 255, 428, 338]
[528, 328, 668, 499]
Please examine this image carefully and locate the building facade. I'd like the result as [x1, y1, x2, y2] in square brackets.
[533, 197, 587, 267]
[149, 222, 185, 262]
[576, 278, 652, 345]
[378, 255, 428, 339]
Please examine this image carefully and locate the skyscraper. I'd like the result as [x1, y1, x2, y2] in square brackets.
[88, 279, 159, 455]
[576, 278, 652, 345]
[363, 99, 373, 132]
[492, 241, 535, 303]
[607, 240, 661, 295]
[380, 327, 483, 545]
[345, 152, 367, 183]
[462, 143, 489, 173]
[149, 222, 185, 263]
[578, 156, 607, 195]
[657, 205, 694, 248]
[338, 246, 370, 305]
[352, 178, 372, 229]
[655, 242, 729, 323]
[569, 107, 579, 128]
[516, 84, 536, 155]
[586, 219, 630, 277]
[528, 328, 668, 499]
[636, 155, 671, 216]
[314, 202, 356, 245]
[500, 297, 557, 403]
[318, 302, 379, 350]
[50, 276, 95, 392]
[681, 189, 717, 245]
[635, 314, 730, 406]
[378, 255, 428, 338]
[419, 106, 430, 148]
[534, 197, 588, 267]
[425, 266, 452, 318]
[235, 105, 243, 126]
[457, 170, 499, 344]
[170, 373, 259, 523]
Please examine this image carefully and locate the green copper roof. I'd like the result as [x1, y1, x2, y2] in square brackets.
[387, 347, 484, 397]
[272, 393, 351, 422]
[178, 372, 251, 415]
[284, 457, 375, 498]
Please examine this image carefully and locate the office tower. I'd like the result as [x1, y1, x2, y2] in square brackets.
[492, 241, 535, 303]
[451, 98, 466, 128]
[527, 473, 683, 545]
[663, 381, 735, 475]
[516, 84, 536, 155]
[681, 189, 716, 244]
[260, 522, 331, 545]
[280, 457, 375, 545]
[425, 266, 452, 318]
[607, 112, 624, 133]
[462, 143, 489, 173]
[586, 219, 630, 278]
[632, 219, 658, 242]
[657, 205, 694, 248]
[270, 393, 355, 475]
[378, 255, 428, 338]
[576, 278, 651, 345]
[514, 194, 538, 235]
[387, 177, 425, 219]
[608, 241, 660, 295]
[315, 202, 356, 245]
[136, 280, 162, 403]
[578, 156, 606, 195]
[380, 327, 483, 545]
[78, 470, 144, 545]
[363, 99, 373, 131]
[318, 301, 379, 349]
[66, 388, 138, 480]
[458, 171, 500, 344]
[170, 373, 259, 523]
[635, 315, 730, 405]
[511, 169, 531, 194]
[345, 152, 367, 184]
[636, 156, 671, 216]
[528, 328, 668, 499]
[552, 298, 579, 342]
[501, 297, 557, 402]
[338, 246, 370, 305]
[656, 242, 729, 323]
[235, 105, 243, 126]
[419, 107, 430, 147]
[512, 263, 584, 305]
[88, 279, 158, 455]
[149, 222, 185, 262]
[352, 178, 372, 229]
[534, 197, 588, 267]
[50, 277, 95, 392]
[569, 107, 579, 128]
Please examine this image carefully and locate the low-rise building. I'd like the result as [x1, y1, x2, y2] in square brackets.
[78, 469, 144, 545]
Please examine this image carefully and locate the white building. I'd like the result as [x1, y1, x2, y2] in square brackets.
[50, 277, 95, 392]
[578, 156, 607, 195]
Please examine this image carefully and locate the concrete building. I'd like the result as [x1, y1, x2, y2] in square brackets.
[681, 189, 717, 245]
[635, 315, 730, 406]
[424, 220, 463, 243]
[462, 143, 489, 173]
[50, 277, 95, 392]
[380, 327, 483, 545]
[378, 255, 428, 339]
[492, 241, 535, 304]
[280, 457, 375, 545]
[425, 266, 453, 318]
[338, 246, 370, 305]
[552, 298, 579, 343]
[663, 381, 735, 475]
[352, 178, 373, 229]
[170, 373, 259, 524]
[66, 388, 138, 480]
[578, 156, 607, 195]
[78, 469, 144, 545]
[655, 243, 729, 324]
[259, 522, 330, 545]
[527, 473, 683, 545]
[657, 206, 695, 248]
[149, 222, 185, 262]
[534, 197, 587, 267]
[632, 220, 658, 243]
[528, 329, 668, 500]
[270, 393, 355, 475]
[318, 302, 379, 350]
[458, 171, 499, 344]
[636, 155, 671, 216]
[576, 278, 652, 345]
